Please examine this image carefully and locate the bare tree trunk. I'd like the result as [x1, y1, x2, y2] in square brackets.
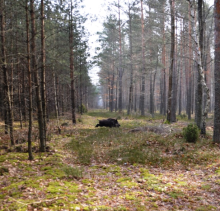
[127, 5, 133, 115]
[179, 23, 183, 115]
[0, 0, 14, 145]
[22, 66, 27, 124]
[167, 0, 176, 122]
[18, 82, 23, 129]
[26, 0, 33, 160]
[41, 0, 47, 144]
[213, 0, 220, 143]
[69, 0, 76, 124]
[30, 0, 45, 151]
[53, 71, 59, 130]
[118, 0, 123, 113]
[195, 0, 203, 129]
[187, 3, 192, 120]
[187, 0, 210, 135]
[140, 0, 146, 116]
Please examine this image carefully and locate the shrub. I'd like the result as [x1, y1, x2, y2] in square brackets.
[183, 123, 200, 143]
[179, 113, 187, 119]
[78, 104, 87, 113]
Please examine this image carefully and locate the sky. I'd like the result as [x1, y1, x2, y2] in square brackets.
[82, 0, 214, 85]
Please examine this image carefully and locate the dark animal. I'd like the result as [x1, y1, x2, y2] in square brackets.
[95, 118, 120, 128]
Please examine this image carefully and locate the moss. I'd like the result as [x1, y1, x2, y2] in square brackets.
[201, 184, 212, 191]
[116, 177, 138, 188]
[195, 205, 217, 211]
[215, 167, 220, 175]
[0, 155, 7, 162]
[0, 166, 9, 175]
[104, 165, 121, 173]
[81, 179, 94, 185]
[125, 193, 135, 200]
[114, 206, 128, 211]
[116, 177, 132, 183]
[41, 166, 65, 179]
[169, 190, 185, 199]
[46, 181, 78, 195]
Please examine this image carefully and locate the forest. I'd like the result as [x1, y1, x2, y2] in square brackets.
[0, 0, 220, 210]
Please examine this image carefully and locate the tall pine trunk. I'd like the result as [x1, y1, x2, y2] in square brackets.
[69, 0, 76, 124]
[140, 0, 146, 116]
[0, 0, 14, 145]
[26, 0, 33, 160]
[41, 0, 47, 144]
[118, 0, 123, 113]
[127, 5, 133, 115]
[167, 0, 176, 122]
[30, 0, 45, 152]
[213, 0, 220, 143]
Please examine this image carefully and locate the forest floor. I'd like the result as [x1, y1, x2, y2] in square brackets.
[0, 111, 220, 211]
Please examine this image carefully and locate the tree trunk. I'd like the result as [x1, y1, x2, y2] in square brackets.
[213, 0, 220, 142]
[195, 0, 203, 129]
[69, 0, 76, 124]
[187, 0, 210, 135]
[30, 0, 45, 152]
[127, 5, 133, 115]
[26, 0, 34, 160]
[0, 0, 14, 145]
[53, 71, 59, 129]
[167, 0, 176, 122]
[140, 0, 146, 116]
[118, 0, 123, 113]
[41, 0, 47, 144]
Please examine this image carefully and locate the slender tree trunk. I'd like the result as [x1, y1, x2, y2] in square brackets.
[26, 0, 33, 160]
[187, 0, 210, 134]
[213, 0, 220, 142]
[140, 0, 146, 116]
[41, 0, 47, 144]
[118, 0, 123, 113]
[22, 66, 27, 124]
[127, 5, 133, 115]
[195, 0, 203, 129]
[18, 82, 23, 129]
[30, 0, 45, 151]
[69, 0, 76, 124]
[179, 24, 183, 115]
[167, 0, 176, 122]
[53, 71, 59, 130]
[115, 70, 118, 112]
[0, 0, 14, 145]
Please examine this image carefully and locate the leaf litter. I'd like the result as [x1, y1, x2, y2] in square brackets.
[0, 114, 220, 210]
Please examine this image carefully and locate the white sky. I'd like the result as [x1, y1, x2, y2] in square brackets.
[82, 0, 214, 85]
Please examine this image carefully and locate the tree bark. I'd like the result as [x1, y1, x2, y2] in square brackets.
[167, 0, 176, 122]
[0, 0, 14, 145]
[140, 0, 146, 116]
[26, 0, 34, 160]
[41, 0, 47, 145]
[30, 0, 45, 151]
[195, 0, 203, 128]
[213, 0, 220, 142]
[69, 0, 76, 124]
[187, 0, 210, 135]
[127, 5, 133, 115]
[118, 0, 123, 113]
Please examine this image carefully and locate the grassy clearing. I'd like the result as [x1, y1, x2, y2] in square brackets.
[0, 110, 220, 210]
